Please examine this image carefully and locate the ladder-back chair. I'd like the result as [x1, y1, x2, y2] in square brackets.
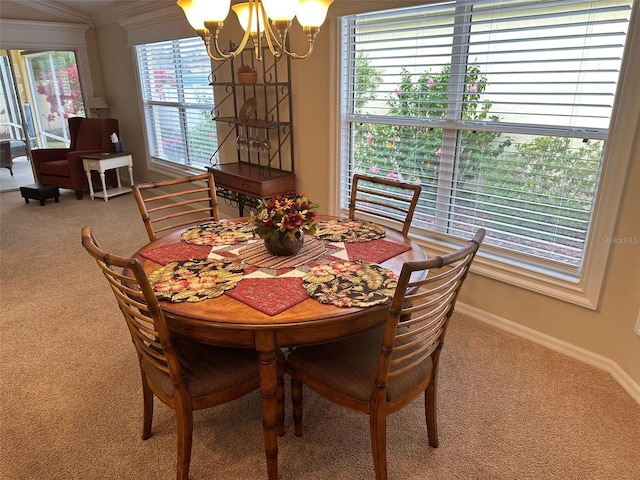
[133, 172, 220, 242]
[81, 227, 284, 480]
[349, 174, 422, 236]
[287, 228, 485, 480]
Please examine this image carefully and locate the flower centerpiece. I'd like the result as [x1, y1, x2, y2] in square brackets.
[249, 192, 318, 256]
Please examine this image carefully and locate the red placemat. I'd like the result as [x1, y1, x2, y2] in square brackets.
[345, 238, 412, 263]
[139, 243, 213, 265]
[225, 277, 308, 315]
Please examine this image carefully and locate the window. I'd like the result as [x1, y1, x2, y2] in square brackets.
[340, 0, 633, 298]
[136, 37, 216, 170]
[24, 50, 84, 148]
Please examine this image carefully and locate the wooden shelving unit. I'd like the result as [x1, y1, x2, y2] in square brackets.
[207, 45, 296, 215]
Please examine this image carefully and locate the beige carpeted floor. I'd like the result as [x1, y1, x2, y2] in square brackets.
[0, 156, 36, 192]
[1, 189, 639, 480]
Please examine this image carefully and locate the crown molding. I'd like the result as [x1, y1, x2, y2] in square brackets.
[94, 1, 178, 27]
[0, 19, 90, 48]
[13, 0, 93, 26]
[118, 5, 183, 31]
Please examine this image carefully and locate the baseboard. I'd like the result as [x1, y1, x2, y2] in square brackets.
[456, 303, 640, 405]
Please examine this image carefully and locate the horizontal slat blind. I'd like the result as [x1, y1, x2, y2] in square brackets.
[136, 37, 216, 168]
[342, 0, 632, 269]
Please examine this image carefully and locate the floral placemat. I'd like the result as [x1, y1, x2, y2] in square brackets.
[148, 258, 243, 303]
[181, 221, 255, 246]
[238, 235, 326, 269]
[302, 260, 398, 307]
[314, 218, 386, 243]
[225, 277, 309, 315]
[139, 243, 213, 265]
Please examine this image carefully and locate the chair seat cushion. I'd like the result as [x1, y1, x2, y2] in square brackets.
[142, 341, 285, 401]
[142, 340, 261, 400]
[287, 324, 433, 403]
[38, 159, 71, 177]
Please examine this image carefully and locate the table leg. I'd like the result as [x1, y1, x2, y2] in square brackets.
[255, 331, 279, 480]
[86, 170, 95, 200]
[99, 171, 108, 202]
[128, 163, 134, 186]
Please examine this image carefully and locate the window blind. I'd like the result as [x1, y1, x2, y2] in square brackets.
[136, 37, 216, 168]
[341, 0, 632, 270]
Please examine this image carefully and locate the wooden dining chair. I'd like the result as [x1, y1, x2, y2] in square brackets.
[133, 172, 220, 242]
[81, 227, 285, 480]
[287, 228, 485, 480]
[349, 173, 422, 236]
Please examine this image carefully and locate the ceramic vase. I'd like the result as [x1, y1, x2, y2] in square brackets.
[264, 232, 304, 256]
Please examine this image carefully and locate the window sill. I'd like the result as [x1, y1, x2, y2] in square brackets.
[343, 209, 599, 310]
[411, 228, 598, 310]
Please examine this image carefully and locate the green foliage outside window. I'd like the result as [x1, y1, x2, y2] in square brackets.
[350, 54, 603, 264]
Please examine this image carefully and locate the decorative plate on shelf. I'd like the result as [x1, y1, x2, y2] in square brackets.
[238, 97, 257, 121]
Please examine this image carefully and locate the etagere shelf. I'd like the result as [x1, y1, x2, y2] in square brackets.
[207, 44, 296, 216]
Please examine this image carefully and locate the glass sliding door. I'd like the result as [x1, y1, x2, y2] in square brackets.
[0, 49, 88, 191]
[0, 49, 34, 190]
[0, 51, 26, 143]
[23, 50, 85, 148]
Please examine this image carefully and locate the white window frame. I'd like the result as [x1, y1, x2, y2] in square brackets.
[333, 1, 639, 309]
[120, 6, 215, 179]
[134, 37, 216, 177]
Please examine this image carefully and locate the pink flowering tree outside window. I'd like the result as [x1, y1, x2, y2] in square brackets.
[36, 64, 85, 122]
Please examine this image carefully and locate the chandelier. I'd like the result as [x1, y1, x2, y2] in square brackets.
[177, 0, 333, 61]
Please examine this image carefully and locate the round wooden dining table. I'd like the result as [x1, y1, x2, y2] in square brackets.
[134, 217, 426, 480]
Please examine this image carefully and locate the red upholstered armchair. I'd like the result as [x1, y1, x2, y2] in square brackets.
[32, 117, 119, 199]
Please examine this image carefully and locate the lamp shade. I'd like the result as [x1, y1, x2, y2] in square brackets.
[86, 96, 108, 109]
[296, 0, 333, 28]
[177, 0, 205, 30]
[262, 0, 299, 21]
[193, 0, 230, 22]
[232, 2, 265, 34]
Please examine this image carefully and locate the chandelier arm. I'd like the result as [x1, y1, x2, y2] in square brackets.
[262, 10, 284, 58]
[255, 32, 263, 62]
[204, 36, 232, 62]
[283, 42, 314, 60]
[279, 27, 320, 60]
[204, 22, 253, 61]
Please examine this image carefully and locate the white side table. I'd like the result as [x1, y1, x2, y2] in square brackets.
[82, 152, 134, 202]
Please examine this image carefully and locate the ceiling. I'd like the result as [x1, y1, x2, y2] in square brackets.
[0, 0, 425, 26]
[0, 0, 180, 25]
